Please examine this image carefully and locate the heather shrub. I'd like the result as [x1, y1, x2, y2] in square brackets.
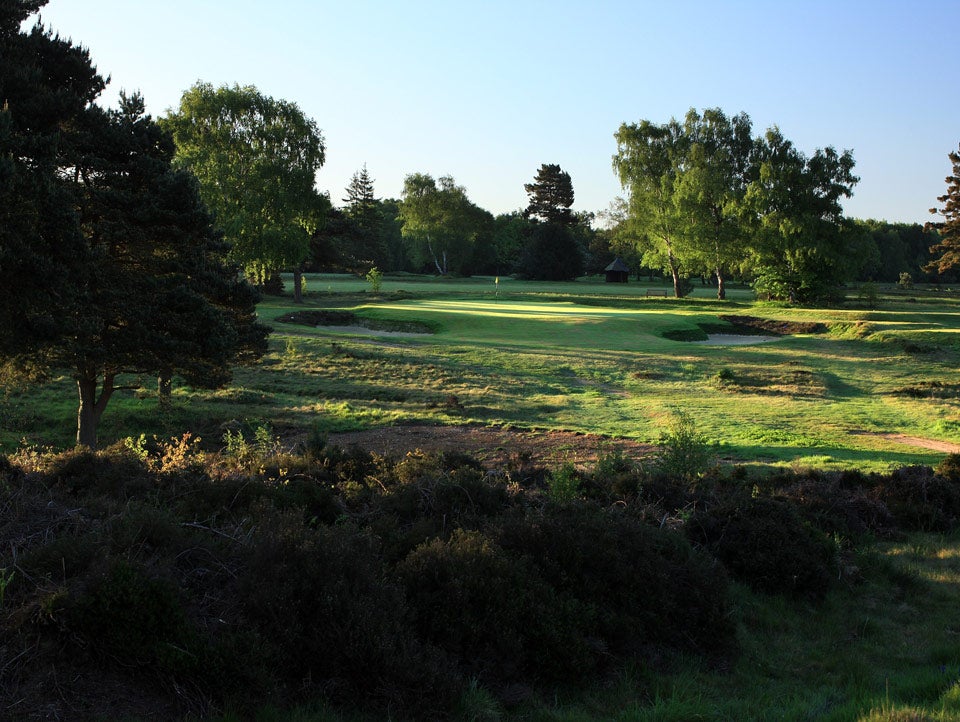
[775, 474, 897, 538]
[688, 496, 837, 598]
[494, 504, 736, 660]
[42, 445, 153, 499]
[935, 453, 960, 483]
[396, 529, 596, 684]
[875, 465, 960, 531]
[239, 509, 460, 716]
[368, 453, 510, 558]
[67, 559, 201, 675]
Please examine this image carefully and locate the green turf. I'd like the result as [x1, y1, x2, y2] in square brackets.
[3, 274, 960, 473]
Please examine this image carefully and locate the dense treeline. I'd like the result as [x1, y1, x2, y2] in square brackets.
[4, 440, 960, 719]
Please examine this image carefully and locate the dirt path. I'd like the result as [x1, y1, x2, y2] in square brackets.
[850, 430, 960, 454]
[326, 424, 654, 466]
[877, 433, 960, 454]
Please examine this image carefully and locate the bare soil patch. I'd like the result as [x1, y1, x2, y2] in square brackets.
[326, 424, 654, 467]
[852, 430, 960, 454]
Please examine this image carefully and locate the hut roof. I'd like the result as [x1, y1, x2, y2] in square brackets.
[604, 258, 630, 273]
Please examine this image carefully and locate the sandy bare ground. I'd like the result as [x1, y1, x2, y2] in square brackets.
[326, 424, 655, 467]
[872, 433, 960, 454]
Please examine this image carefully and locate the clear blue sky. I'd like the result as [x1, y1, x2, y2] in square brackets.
[31, 0, 960, 224]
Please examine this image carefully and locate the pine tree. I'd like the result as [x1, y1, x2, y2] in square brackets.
[342, 164, 385, 267]
[524, 163, 575, 225]
[1, 4, 267, 448]
[925, 144, 960, 274]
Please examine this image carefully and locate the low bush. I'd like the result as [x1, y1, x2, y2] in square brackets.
[654, 410, 717, 482]
[775, 474, 898, 538]
[936, 453, 960, 483]
[68, 559, 202, 676]
[874, 465, 960, 531]
[238, 510, 460, 716]
[688, 496, 837, 598]
[42, 445, 153, 499]
[494, 504, 737, 661]
[396, 528, 596, 684]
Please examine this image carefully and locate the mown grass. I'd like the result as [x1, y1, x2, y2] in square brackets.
[4, 275, 960, 474]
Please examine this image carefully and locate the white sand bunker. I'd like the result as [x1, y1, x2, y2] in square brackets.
[693, 334, 782, 345]
[317, 325, 432, 338]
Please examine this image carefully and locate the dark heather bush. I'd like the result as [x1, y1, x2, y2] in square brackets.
[774, 475, 897, 538]
[42, 445, 153, 499]
[936, 453, 960, 483]
[238, 509, 460, 717]
[635, 470, 695, 513]
[688, 496, 837, 598]
[396, 528, 597, 684]
[356, 452, 511, 560]
[493, 504, 736, 660]
[875, 465, 960, 531]
[68, 559, 202, 676]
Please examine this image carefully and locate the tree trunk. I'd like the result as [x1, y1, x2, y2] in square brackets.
[668, 253, 682, 298]
[293, 267, 303, 304]
[158, 370, 172, 411]
[715, 268, 726, 300]
[427, 238, 444, 275]
[76, 371, 115, 450]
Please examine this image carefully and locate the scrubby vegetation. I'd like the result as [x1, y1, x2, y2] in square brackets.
[5, 441, 960, 719]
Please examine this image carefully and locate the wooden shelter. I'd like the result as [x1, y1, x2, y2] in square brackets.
[604, 258, 630, 283]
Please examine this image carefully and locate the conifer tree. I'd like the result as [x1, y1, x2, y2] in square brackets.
[925, 144, 960, 274]
[342, 164, 386, 267]
[524, 163, 575, 225]
[1, 3, 267, 448]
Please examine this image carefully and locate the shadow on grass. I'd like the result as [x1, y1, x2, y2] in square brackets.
[727, 442, 944, 468]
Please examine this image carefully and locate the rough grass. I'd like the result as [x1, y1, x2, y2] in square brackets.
[3, 275, 960, 475]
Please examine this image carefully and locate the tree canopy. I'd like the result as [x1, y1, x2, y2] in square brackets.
[399, 173, 491, 275]
[614, 108, 859, 302]
[161, 82, 326, 297]
[524, 163, 575, 225]
[341, 164, 387, 269]
[743, 129, 860, 303]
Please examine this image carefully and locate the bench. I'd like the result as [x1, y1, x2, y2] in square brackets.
[645, 289, 669, 297]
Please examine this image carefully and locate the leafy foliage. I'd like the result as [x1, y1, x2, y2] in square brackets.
[517, 220, 585, 280]
[399, 173, 492, 275]
[614, 107, 860, 303]
[162, 82, 326, 284]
